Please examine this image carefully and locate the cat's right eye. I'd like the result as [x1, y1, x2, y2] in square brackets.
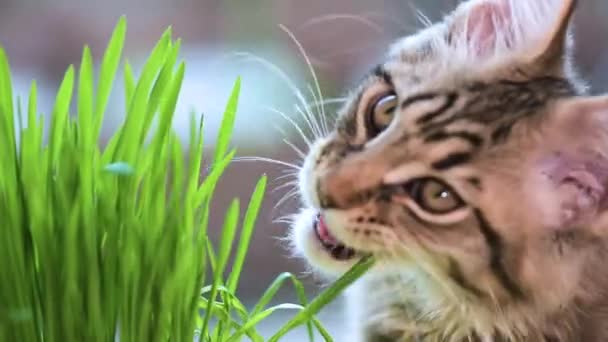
[366, 93, 398, 136]
[405, 178, 464, 214]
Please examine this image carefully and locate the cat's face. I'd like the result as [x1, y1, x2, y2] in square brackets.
[291, 0, 608, 305]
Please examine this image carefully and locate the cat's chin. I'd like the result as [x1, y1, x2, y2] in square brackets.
[290, 207, 364, 277]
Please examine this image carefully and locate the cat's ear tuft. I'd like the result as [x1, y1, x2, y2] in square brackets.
[532, 0, 578, 69]
[449, 0, 577, 67]
[450, 0, 513, 59]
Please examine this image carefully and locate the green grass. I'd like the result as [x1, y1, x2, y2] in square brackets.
[0, 17, 375, 341]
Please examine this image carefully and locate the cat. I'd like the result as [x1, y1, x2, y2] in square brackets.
[288, 0, 608, 341]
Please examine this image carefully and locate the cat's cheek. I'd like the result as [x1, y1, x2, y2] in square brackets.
[526, 150, 608, 231]
[298, 163, 318, 209]
[298, 140, 327, 209]
[290, 208, 356, 277]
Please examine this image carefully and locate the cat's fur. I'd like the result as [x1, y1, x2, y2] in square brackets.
[289, 0, 608, 341]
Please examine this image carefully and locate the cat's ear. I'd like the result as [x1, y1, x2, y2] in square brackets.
[532, 0, 578, 69]
[526, 96, 608, 232]
[450, 0, 577, 67]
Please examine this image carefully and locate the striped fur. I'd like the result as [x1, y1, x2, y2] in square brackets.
[289, 0, 608, 341]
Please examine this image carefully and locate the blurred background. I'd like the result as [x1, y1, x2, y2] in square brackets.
[2, 0, 608, 339]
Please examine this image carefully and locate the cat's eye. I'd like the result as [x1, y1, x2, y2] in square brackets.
[406, 178, 464, 214]
[366, 93, 397, 136]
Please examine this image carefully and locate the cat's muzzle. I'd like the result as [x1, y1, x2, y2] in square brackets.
[313, 213, 358, 261]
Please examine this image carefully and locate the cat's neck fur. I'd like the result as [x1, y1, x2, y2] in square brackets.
[348, 239, 608, 341]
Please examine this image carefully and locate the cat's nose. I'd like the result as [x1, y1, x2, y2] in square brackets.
[316, 162, 383, 209]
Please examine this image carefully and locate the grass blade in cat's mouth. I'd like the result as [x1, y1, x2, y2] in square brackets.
[313, 213, 358, 260]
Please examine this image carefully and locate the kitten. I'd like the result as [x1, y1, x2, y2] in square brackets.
[289, 0, 608, 341]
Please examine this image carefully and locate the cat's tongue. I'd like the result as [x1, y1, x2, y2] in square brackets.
[316, 215, 338, 245]
[314, 214, 356, 260]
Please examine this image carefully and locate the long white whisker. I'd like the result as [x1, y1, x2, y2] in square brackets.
[275, 172, 299, 183]
[406, 3, 434, 29]
[298, 13, 385, 35]
[308, 97, 348, 108]
[272, 122, 289, 137]
[295, 103, 322, 138]
[232, 156, 301, 170]
[415, 9, 434, 28]
[306, 84, 328, 135]
[274, 217, 293, 225]
[307, 97, 347, 125]
[273, 214, 297, 225]
[270, 124, 306, 158]
[282, 138, 306, 159]
[274, 188, 300, 211]
[363, 11, 421, 34]
[227, 51, 316, 132]
[272, 180, 300, 193]
[278, 167, 300, 175]
[265, 106, 313, 147]
[279, 24, 327, 139]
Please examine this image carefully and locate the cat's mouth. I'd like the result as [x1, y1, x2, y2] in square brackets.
[313, 213, 358, 261]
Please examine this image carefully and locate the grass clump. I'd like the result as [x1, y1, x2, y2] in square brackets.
[0, 17, 374, 341]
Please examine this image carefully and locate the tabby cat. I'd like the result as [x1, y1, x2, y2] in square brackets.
[288, 0, 608, 340]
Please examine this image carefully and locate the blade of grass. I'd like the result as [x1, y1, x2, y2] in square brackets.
[123, 60, 135, 112]
[0, 15, 378, 342]
[114, 27, 171, 163]
[93, 16, 126, 137]
[152, 61, 185, 155]
[227, 303, 303, 342]
[200, 199, 240, 335]
[226, 175, 267, 292]
[249, 271, 315, 342]
[213, 77, 240, 164]
[269, 256, 376, 342]
[141, 39, 182, 140]
[48, 66, 75, 169]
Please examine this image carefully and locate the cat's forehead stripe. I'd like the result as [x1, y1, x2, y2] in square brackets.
[413, 93, 459, 125]
[371, 64, 393, 87]
[431, 152, 473, 171]
[424, 130, 484, 149]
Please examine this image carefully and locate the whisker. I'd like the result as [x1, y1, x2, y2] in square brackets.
[272, 180, 299, 194]
[270, 125, 306, 158]
[304, 84, 324, 135]
[226, 51, 319, 136]
[297, 13, 385, 35]
[276, 186, 299, 203]
[275, 172, 299, 183]
[272, 122, 289, 137]
[279, 24, 327, 139]
[308, 97, 348, 108]
[282, 138, 306, 159]
[306, 97, 347, 127]
[274, 217, 295, 225]
[232, 156, 301, 170]
[273, 189, 301, 213]
[295, 103, 323, 138]
[363, 11, 422, 34]
[265, 106, 314, 147]
[415, 9, 434, 28]
[406, 3, 434, 28]
[306, 84, 329, 135]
